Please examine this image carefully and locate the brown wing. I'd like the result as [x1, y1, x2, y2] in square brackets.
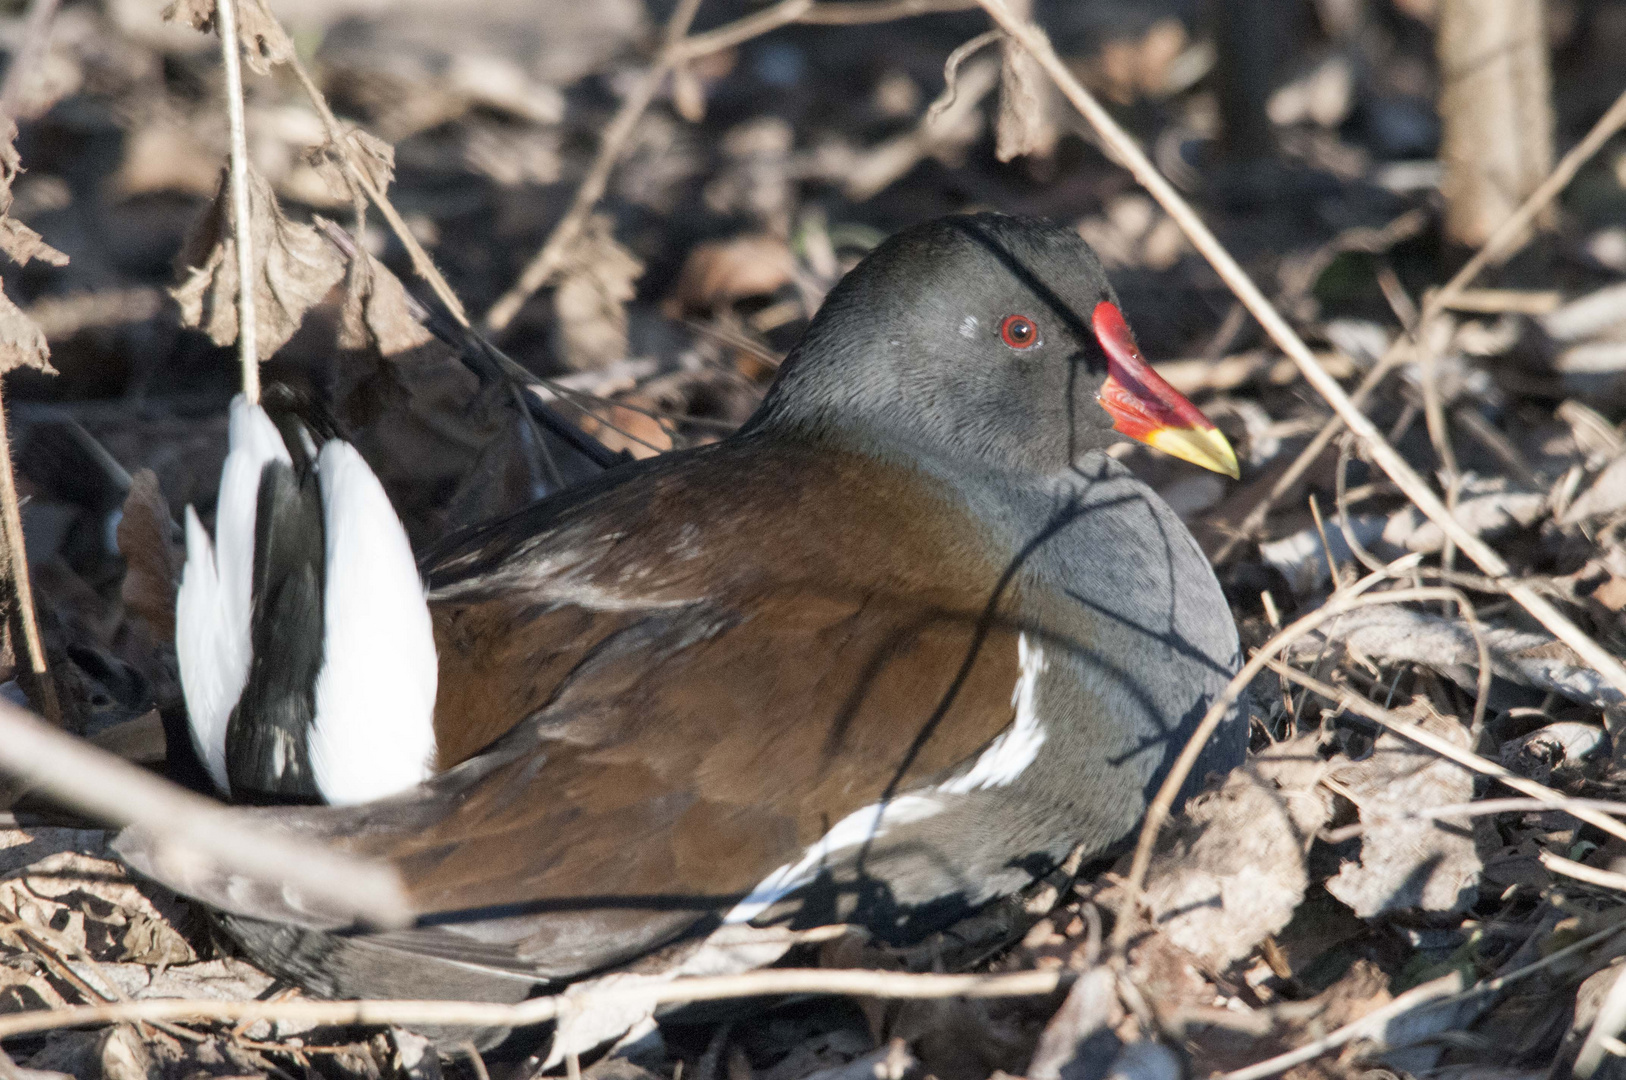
[351, 580, 1024, 979]
[125, 442, 1031, 982]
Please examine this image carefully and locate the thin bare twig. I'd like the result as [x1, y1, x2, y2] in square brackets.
[983, 16, 1567, 621]
[0, 700, 410, 928]
[0, 966, 1066, 1040]
[1220, 971, 1469, 1080]
[925, 30, 1001, 127]
[1540, 850, 1626, 894]
[214, 0, 258, 402]
[0, 401, 57, 726]
[799, 0, 979, 22]
[1425, 84, 1626, 322]
[1212, 341, 1409, 564]
[1322, 796, 1626, 843]
[1211, 87, 1626, 564]
[1332, 437, 1490, 739]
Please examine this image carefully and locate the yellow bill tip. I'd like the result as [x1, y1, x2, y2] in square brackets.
[1144, 425, 1241, 480]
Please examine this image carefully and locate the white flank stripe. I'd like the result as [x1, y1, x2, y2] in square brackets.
[722, 794, 943, 925]
[722, 635, 1049, 925]
[175, 396, 290, 796]
[308, 440, 439, 805]
[937, 632, 1047, 794]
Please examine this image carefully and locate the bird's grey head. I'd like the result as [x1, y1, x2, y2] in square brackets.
[749, 213, 1237, 481]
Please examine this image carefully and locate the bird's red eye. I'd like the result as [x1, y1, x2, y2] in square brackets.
[1000, 315, 1038, 349]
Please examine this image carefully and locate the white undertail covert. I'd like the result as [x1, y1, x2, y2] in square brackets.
[175, 395, 438, 805]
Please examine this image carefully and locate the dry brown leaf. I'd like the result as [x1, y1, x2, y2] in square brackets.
[0, 848, 195, 967]
[576, 400, 672, 460]
[553, 213, 643, 371]
[1140, 733, 1332, 969]
[27, 1025, 153, 1080]
[335, 242, 433, 357]
[161, 0, 294, 75]
[0, 289, 53, 376]
[116, 469, 182, 645]
[0, 118, 67, 270]
[994, 3, 1057, 162]
[171, 167, 347, 357]
[1324, 699, 1481, 917]
[0, 218, 68, 270]
[1026, 967, 1119, 1080]
[309, 127, 397, 202]
[667, 234, 797, 316]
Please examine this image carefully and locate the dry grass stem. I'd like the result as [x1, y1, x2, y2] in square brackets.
[1217, 969, 1469, 1080]
[0, 966, 1067, 1040]
[1538, 851, 1626, 894]
[799, 0, 979, 22]
[1426, 84, 1626, 321]
[0, 400, 58, 725]
[1321, 797, 1626, 844]
[1214, 919, 1626, 1080]
[213, 0, 258, 402]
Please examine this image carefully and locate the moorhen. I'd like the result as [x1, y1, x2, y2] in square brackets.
[122, 212, 1245, 1018]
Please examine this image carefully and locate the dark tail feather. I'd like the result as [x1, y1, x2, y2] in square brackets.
[227, 451, 326, 805]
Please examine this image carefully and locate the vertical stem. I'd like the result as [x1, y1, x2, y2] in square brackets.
[215, 0, 259, 403]
[0, 394, 58, 725]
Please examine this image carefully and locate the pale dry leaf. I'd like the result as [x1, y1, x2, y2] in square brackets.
[115, 469, 182, 645]
[0, 118, 67, 269]
[0, 958, 69, 1012]
[1141, 733, 1332, 969]
[0, 218, 68, 269]
[1324, 699, 1480, 916]
[1026, 966, 1119, 1080]
[573, 399, 671, 460]
[1303, 605, 1626, 713]
[1500, 721, 1607, 783]
[344, 128, 396, 192]
[0, 288, 53, 375]
[553, 213, 644, 371]
[335, 242, 433, 357]
[160, 0, 215, 31]
[309, 127, 397, 201]
[994, 6, 1057, 162]
[234, 0, 294, 74]
[26, 1026, 152, 1080]
[161, 0, 294, 75]
[172, 167, 347, 356]
[667, 233, 797, 316]
[1, 848, 195, 966]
